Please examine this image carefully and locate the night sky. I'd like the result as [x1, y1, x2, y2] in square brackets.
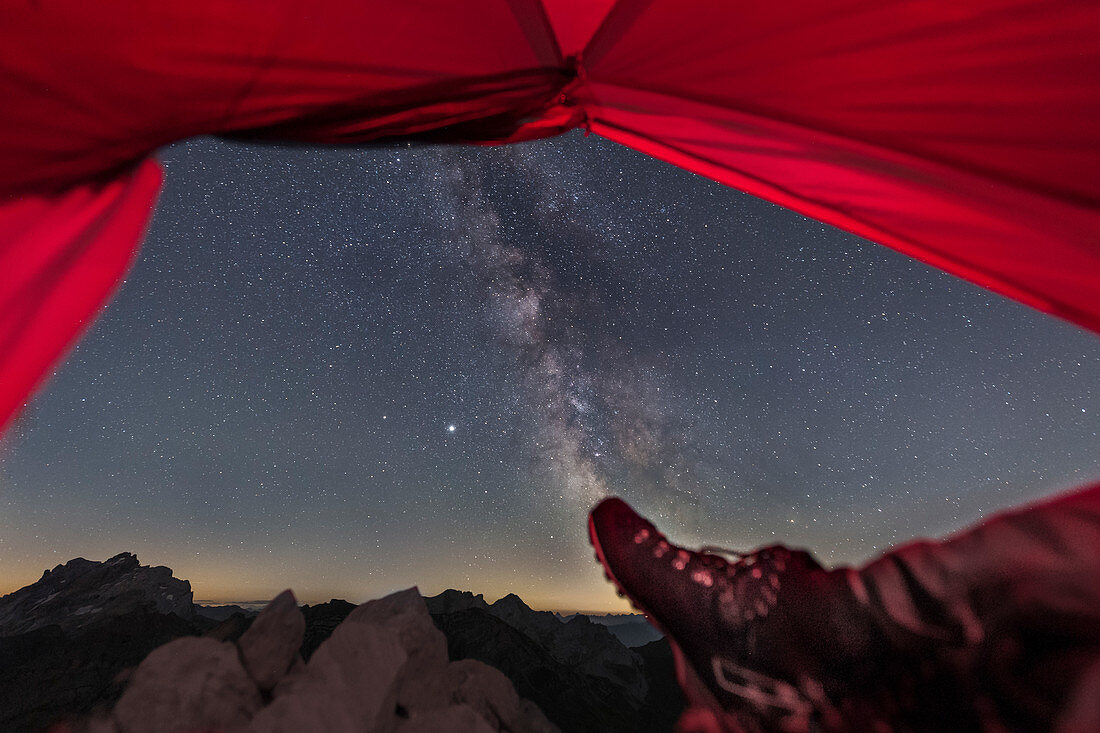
[1, 132, 1098, 612]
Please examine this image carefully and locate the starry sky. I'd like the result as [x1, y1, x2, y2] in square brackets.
[1, 132, 1098, 612]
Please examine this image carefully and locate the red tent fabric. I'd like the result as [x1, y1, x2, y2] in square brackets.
[1, 0, 1098, 432]
[0, 162, 162, 431]
[575, 1, 1100, 332]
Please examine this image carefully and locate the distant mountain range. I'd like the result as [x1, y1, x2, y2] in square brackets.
[197, 598, 664, 648]
[565, 612, 664, 648]
[0, 553, 683, 732]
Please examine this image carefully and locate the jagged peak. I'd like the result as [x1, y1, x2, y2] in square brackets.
[41, 553, 138, 580]
[107, 552, 139, 566]
[423, 589, 490, 615]
[493, 592, 530, 609]
[438, 588, 483, 600]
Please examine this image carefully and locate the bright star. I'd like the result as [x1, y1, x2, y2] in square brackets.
[447, 424, 456, 433]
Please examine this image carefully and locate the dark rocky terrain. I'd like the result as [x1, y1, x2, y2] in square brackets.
[425, 590, 681, 732]
[568, 613, 664, 648]
[195, 604, 260, 622]
[426, 591, 648, 703]
[297, 598, 357, 660]
[0, 554, 214, 730]
[0, 555, 683, 732]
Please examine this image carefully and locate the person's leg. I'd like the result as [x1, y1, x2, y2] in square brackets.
[589, 482, 1100, 732]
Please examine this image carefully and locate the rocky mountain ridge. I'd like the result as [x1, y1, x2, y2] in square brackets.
[0, 553, 193, 636]
[0, 554, 683, 732]
[96, 587, 558, 733]
[562, 612, 664, 648]
[425, 590, 648, 703]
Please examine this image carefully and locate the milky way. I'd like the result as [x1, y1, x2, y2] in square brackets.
[425, 149, 707, 526]
[0, 132, 1098, 611]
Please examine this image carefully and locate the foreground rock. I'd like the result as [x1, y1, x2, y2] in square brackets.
[95, 587, 558, 733]
[113, 637, 263, 732]
[0, 553, 194, 636]
[237, 590, 304, 691]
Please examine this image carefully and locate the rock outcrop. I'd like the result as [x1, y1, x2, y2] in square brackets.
[0, 555, 680, 733]
[92, 587, 558, 733]
[112, 636, 264, 733]
[0, 553, 212, 732]
[0, 553, 194, 636]
[237, 590, 304, 692]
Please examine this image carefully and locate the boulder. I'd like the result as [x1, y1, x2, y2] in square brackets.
[253, 587, 557, 733]
[344, 587, 450, 713]
[270, 655, 307, 700]
[395, 704, 496, 733]
[111, 636, 262, 733]
[237, 590, 305, 691]
[204, 612, 254, 643]
[446, 659, 558, 733]
[345, 588, 448, 672]
[249, 621, 406, 733]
